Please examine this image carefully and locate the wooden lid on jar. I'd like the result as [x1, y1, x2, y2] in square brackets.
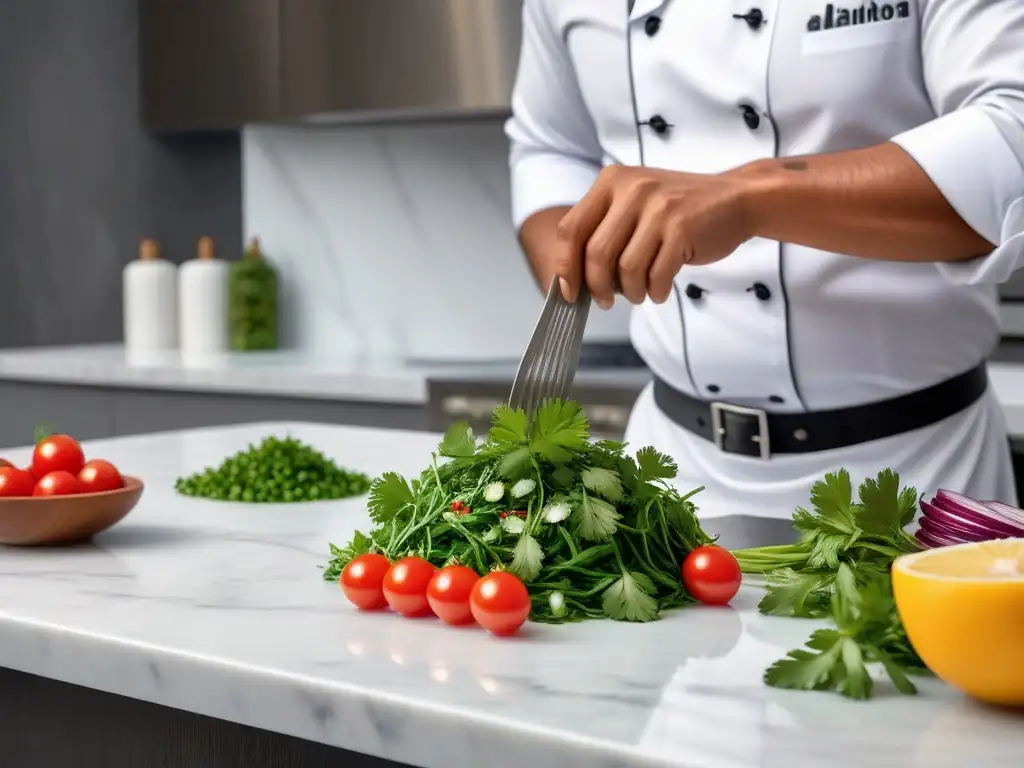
[245, 237, 264, 261]
[197, 236, 215, 261]
[139, 238, 160, 261]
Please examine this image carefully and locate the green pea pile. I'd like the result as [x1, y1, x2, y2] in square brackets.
[174, 436, 371, 503]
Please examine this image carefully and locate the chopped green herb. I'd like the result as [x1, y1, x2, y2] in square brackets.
[322, 400, 712, 623]
[175, 435, 370, 503]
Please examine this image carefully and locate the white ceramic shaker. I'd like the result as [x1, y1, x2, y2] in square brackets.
[123, 238, 177, 356]
[178, 236, 229, 360]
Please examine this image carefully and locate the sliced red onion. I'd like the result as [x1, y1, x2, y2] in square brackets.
[920, 499, 1017, 538]
[932, 490, 1024, 536]
[915, 528, 954, 549]
[919, 510, 1002, 542]
[982, 501, 1024, 529]
[917, 524, 966, 548]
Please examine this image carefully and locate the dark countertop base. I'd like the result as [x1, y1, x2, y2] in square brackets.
[0, 665, 403, 768]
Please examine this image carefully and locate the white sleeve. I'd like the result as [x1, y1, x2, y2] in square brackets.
[889, 0, 1024, 284]
[505, 0, 604, 231]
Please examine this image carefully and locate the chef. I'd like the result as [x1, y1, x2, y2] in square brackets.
[505, 0, 1024, 518]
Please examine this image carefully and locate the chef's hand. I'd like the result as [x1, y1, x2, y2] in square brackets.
[555, 165, 754, 308]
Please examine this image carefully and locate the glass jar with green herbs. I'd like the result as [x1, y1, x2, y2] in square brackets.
[229, 237, 278, 351]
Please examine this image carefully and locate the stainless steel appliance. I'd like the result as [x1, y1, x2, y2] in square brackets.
[140, 0, 522, 132]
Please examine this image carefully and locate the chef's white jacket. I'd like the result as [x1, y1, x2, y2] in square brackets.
[506, 0, 1024, 518]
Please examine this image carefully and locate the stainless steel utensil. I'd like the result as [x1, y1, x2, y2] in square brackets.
[508, 280, 591, 418]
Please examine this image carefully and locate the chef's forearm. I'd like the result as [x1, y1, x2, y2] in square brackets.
[736, 142, 994, 263]
[518, 206, 573, 292]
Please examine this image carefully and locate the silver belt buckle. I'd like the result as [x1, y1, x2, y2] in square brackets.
[709, 402, 771, 460]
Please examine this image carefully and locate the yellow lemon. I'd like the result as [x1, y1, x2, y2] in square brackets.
[892, 539, 1024, 706]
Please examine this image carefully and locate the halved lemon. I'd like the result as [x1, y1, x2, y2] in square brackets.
[892, 539, 1024, 706]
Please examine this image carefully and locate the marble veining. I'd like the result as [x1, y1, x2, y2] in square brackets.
[0, 422, 1020, 768]
[242, 121, 634, 363]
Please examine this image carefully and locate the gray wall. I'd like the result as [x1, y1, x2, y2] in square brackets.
[0, 0, 241, 348]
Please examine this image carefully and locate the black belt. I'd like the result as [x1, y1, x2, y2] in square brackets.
[652, 363, 988, 458]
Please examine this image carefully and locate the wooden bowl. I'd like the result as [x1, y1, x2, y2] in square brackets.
[0, 476, 144, 546]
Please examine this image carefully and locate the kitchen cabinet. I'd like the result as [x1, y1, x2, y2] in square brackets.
[139, 0, 522, 132]
[0, 381, 426, 448]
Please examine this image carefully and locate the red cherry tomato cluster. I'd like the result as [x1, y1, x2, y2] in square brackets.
[340, 555, 531, 636]
[0, 435, 125, 499]
[681, 545, 742, 606]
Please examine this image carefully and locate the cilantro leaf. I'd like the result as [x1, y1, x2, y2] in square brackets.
[764, 631, 844, 691]
[438, 421, 476, 458]
[602, 570, 659, 622]
[806, 532, 848, 570]
[368, 472, 414, 523]
[897, 485, 919, 529]
[872, 646, 919, 695]
[498, 446, 532, 479]
[765, 629, 874, 699]
[549, 465, 576, 489]
[510, 533, 544, 582]
[573, 493, 620, 541]
[529, 400, 589, 463]
[581, 467, 624, 502]
[837, 637, 874, 700]
[349, 530, 373, 556]
[796, 470, 856, 537]
[758, 568, 831, 617]
[617, 456, 640, 489]
[661, 496, 705, 548]
[813, 468, 853, 515]
[489, 406, 529, 446]
[830, 563, 862, 629]
[636, 447, 678, 482]
[856, 468, 918, 539]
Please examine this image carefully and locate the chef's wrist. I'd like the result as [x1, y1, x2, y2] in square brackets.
[723, 159, 792, 240]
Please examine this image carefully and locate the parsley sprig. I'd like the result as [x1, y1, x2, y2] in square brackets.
[732, 468, 920, 618]
[323, 400, 712, 623]
[764, 564, 929, 698]
[735, 468, 929, 699]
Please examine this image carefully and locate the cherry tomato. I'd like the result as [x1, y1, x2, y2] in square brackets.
[33, 470, 82, 497]
[0, 467, 36, 497]
[78, 459, 124, 494]
[0, 458, 12, 468]
[682, 546, 742, 606]
[383, 557, 437, 617]
[469, 571, 531, 636]
[427, 565, 481, 626]
[340, 553, 392, 610]
[32, 435, 85, 479]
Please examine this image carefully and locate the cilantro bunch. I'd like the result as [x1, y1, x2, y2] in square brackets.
[732, 468, 921, 618]
[323, 400, 712, 622]
[735, 468, 929, 699]
[765, 565, 928, 699]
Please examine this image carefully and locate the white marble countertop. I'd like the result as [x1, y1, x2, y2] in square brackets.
[0, 422, 1019, 768]
[0, 344, 652, 405]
